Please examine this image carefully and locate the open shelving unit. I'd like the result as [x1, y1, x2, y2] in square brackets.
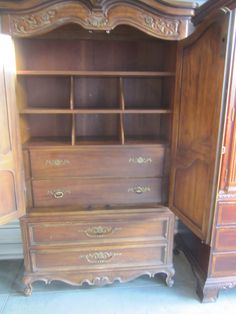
[15, 25, 176, 147]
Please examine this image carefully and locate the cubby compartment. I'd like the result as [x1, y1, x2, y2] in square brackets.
[74, 77, 119, 109]
[123, 77, 174, 110]
[20, 114, 72, 146]
[17, 76, 70, 110]
[124, 114, 171, 144]
[75, 114, 120, 144]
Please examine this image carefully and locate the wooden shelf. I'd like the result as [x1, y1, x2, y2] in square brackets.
[124, 109, 172, 114]
[17, 70, 175, 77]
[76, 136, 120, 145]
[125, 136, 168, 145]
[19, 108, 172, 114]
[22, 136, 168, 148]
[23, 137, 72, 148]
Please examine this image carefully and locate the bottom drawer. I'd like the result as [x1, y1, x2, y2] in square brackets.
[211, 253, 236, 277]
[30, 242, 166, 272]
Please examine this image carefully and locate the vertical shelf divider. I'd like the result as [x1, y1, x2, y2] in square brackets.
[70, 76, 76, 146]
[119, 77, 125, 145]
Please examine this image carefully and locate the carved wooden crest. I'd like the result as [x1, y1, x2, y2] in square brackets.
[142, 14, 180, 37]
[3, 0, 192, 39]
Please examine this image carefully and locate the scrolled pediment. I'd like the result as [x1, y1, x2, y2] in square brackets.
[0, 0, 195, 39]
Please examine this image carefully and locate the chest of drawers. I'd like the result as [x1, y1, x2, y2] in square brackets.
[21, 207, 174, 294]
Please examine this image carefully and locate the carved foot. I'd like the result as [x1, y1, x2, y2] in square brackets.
[196, 281, 219, 303]
[165, 268, 175, 288]
[23, 276, 33, 296]
[24, 284, 33, 296]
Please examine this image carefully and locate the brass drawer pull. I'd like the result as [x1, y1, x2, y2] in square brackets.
[81, 251, 122, 264]
[84, 226, 122, 238]
[48, 189, 71, 199]
[128, 186, 151, 194]
[53, 191, 64, 199]
[129, 157, 152, 164]
[45, 159, 70, 167]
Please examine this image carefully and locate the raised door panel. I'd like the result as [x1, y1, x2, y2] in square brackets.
[170, 12, 230, 241]
[219, 19, 236, 195]
[0, 34, 25, 224]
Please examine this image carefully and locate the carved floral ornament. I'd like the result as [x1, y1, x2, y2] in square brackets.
[11, 9, 111, 35]
[10, 3, 183, 39]
[86, 12, 109, 28]
[80, 251, 122, 264]
[141, 14, 180, 37]
[12, 10, 57, 33]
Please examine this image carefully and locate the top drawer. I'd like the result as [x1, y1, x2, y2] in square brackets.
[30, 146, 166, 178]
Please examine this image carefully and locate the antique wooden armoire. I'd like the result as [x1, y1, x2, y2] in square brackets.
[0, 0, 236, 303]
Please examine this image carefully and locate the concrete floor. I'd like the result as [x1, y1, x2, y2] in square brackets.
[0, 252, 236, 314]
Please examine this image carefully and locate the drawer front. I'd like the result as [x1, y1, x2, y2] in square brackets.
[30, 147, 166, 178]
[211, 253, 236, 277]
[28, 212, 169, 245]
[217, 203, 236, 226]
[214, 228, 236, 251]
[30, 243, 166, 272]
[32, 178, 163, 207]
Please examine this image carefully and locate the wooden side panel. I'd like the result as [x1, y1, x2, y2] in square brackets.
[0, 34, 25, 224]
[170, 13, 229, 240]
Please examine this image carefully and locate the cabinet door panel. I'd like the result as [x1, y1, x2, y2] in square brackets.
[170, 13, 230, 241]
[0, 35, 25, 224]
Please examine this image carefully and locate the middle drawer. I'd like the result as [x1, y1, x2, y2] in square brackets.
[27, 209, 170, 246]
[32, 178, 163, 208]
[29, 146, 166, 178]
